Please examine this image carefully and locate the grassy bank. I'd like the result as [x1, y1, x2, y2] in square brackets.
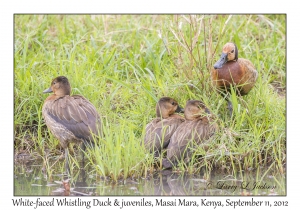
[14, 15, 286, 181]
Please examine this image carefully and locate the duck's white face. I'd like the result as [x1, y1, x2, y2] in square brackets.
[213, 42, 238, 69]
[222, 43, 236, 61]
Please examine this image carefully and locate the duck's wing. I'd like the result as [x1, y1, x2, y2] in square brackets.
[144, 117, 184, 151]
[42, 95, 101, 141]
[72, 95, 102, 133]
[155, 118, 184, 148]
[145, 118, 161, 134]
[144, 118, 161, 149]
[238, 58, 258, 87]
[166, 122, 191, 160]
[167, 119, 218, 161]
[185, 119, 218, 144]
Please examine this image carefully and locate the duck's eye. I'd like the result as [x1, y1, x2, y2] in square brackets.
[198, 104, 205, 109]
[171, 102, 175, 105]
[231, 49, 234, 53]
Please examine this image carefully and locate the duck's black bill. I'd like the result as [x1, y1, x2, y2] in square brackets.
[43, 87, 53, 93]
[214, 52, 228, 69]
[205, 108, 211, 114]
[175, 105, 184, 113]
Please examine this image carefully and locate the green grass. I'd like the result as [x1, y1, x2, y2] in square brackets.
[14, 14, 286, 181]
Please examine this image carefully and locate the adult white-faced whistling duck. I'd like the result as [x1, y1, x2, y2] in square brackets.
[144, 97, 184, 157]
[42, 76, 102, 174]
[211, 42, 258, 116]
[162, 100, 218, 169]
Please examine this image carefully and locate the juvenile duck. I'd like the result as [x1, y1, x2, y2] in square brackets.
[211, 42, 258, 115]
[42, 76, 102, 173]
[144, 97, 184, 156]
[162, 100, 218, 169]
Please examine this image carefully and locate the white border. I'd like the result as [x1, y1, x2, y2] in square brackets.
[1, 0, 297, 209]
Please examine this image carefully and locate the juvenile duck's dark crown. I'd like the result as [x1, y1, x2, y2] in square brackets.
[186, 100, 205, 108]
[53, 76, 69, 84]
[158, 97, 172, 103]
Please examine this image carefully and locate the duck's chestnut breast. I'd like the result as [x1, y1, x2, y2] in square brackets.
[211, 61, 245, 87]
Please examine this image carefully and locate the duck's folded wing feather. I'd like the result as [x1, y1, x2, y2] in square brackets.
[155, 118, 184, 145]
[43, 96, 101, 140]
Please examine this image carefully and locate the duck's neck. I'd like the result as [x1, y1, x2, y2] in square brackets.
[156, 105, 169, 119]
[54, 88, 71, 97]
[169, 114, 183, 119]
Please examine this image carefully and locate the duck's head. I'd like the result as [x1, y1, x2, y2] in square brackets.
[156, 97, 184, 119]
[213, 42, 238, 69]
[184, 100, 211, 120]
[43, 76, 71, 97]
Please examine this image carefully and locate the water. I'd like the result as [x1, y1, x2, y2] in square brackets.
[14, 161, 286, 196]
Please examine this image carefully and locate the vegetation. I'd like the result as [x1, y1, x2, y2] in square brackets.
[14, 15, 286, 181]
